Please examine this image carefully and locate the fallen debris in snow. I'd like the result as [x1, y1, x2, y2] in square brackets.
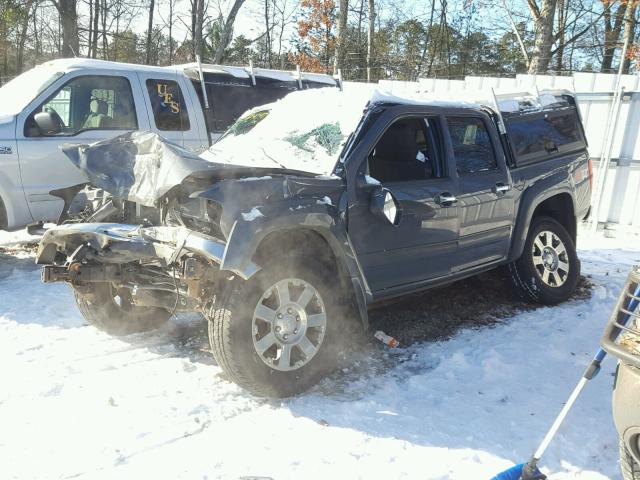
[374, 330, 400, 348]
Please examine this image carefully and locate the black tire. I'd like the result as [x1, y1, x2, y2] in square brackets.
[621, 437, 640, 480]
[207, 256, 349, 398]
[74, 283, 171, 335]
[508, 215, 579, 305]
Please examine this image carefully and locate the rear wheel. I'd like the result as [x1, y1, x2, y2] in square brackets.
[621, 437, 640, 480]
[509, 216, 579, 304]
[207, 256, 347, 397]
[74, 283, 171, 335]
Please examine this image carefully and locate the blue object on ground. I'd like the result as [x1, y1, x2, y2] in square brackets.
[490, 463, 524, 480]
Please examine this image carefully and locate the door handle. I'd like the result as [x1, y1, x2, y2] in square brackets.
[494, 183, 510, 195]
[436, 192, 457, 207]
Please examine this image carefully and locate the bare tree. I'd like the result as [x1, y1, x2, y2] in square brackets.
[212, 0, 246, 63]
[52, 0, 79, 57]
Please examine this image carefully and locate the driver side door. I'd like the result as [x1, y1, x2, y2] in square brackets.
[15, 71, 148, 223]
[347, 111, 459, 296]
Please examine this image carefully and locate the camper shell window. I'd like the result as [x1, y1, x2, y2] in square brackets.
[504, 106, 586, 166]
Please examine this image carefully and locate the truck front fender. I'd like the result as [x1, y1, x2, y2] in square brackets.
[220, 203, 371, 330]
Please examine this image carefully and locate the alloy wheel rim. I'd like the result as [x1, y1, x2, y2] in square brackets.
[251, 278, 327, 371]
[532, 230, 570, 287]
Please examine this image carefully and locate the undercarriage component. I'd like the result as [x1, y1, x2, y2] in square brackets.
[131, 288, 199, 311]
[42, 263, 125, 284]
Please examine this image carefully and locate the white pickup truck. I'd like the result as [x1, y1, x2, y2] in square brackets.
[0, 58, 338, 231]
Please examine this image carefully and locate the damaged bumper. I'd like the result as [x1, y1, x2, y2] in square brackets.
[37, 223, 259, 280]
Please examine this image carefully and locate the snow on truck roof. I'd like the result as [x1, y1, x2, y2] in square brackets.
[198, 85, 577, 176]
[31, 58, 337, 85]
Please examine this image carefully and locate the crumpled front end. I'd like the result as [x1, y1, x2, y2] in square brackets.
[37, 222, 258, 313]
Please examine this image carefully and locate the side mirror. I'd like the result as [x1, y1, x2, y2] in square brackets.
[33, 111, 61, 135]
[370, 187, 402, 226]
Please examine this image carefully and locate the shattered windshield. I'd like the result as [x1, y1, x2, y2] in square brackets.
[200, 86, 373, 175]
[218, 109, 270, 141]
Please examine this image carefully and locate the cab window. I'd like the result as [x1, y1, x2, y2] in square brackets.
[145, 79, 190, 131]
[368, 117, 444, 183]
[447, 116, 497, 174]
[25, 75, 137, 137]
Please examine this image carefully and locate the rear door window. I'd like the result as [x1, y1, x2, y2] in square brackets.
[145, 79, 190, 131]
[447, 116, 497, 174]
[505, 108, 585, 165]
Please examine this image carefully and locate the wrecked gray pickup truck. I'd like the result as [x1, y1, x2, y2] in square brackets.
[36, 87, 592, 397]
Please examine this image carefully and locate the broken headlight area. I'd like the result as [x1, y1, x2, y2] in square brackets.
[163, 197, 225, 241]
[37, 223, 255, 314]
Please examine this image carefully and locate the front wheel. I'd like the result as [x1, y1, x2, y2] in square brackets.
[207, 256, 346, 397]
[621, 437, 640, 480]
[74, 283, 171, 335]
[508, 216, 579, 305]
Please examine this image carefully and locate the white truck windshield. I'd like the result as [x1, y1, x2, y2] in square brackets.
[0, 67, 64, 116]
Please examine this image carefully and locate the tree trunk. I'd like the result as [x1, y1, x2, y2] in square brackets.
[333, 0, 348, 74]
[264, 0, 272, 67]
[527, 0, 557, 74]
[168, 0, 174, 64]
[33, 4, 40, 61]
[601, 2, 627, 73]
[366, 0, 374, 81]
[101, 0, 107, 58]
[91, 0, 99, 58]
[56, 0, 79, 57]
[88, 0, 93, 56]
[145, 0, 155, 64]
[16, 0, 34, 73]
[195, 0, 204, 61]
[213, 0, 247, 64]
[621, 1, 637, 74]
[554, 0, 566, 73]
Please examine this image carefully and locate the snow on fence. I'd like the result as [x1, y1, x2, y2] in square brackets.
[350, 72, 640, 233]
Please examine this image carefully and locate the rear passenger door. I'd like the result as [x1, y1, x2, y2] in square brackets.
[445, 115, 516, 272]
[136, 74, 206, 151]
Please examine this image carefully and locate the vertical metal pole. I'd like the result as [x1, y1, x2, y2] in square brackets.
[296, 65, 303, 90]
[196, 54, 209, 110]
[248, 59, 256, 86]
[590, 5, 633, 232]
[590, 86, 625, 232]
[490, 87, 507, 135]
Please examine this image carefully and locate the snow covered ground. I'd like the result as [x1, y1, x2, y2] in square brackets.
[0, 228, 637, 480]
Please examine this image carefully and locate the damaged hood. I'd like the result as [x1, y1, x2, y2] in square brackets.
[62, 131, 285, 207]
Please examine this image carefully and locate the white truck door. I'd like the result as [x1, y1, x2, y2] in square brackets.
[15, 70, 149, 223]
[135, 72, 206, 152]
